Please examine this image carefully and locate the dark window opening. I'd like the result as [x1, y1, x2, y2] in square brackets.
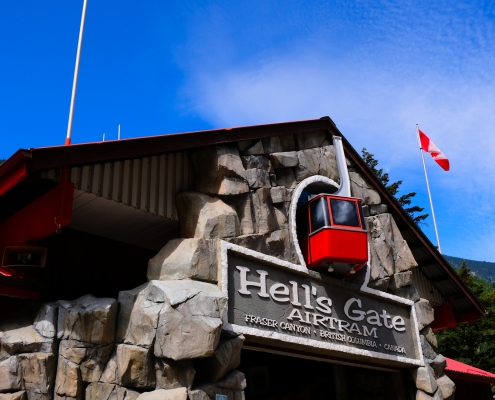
[296, 205, 309, 239]
[330, 199, 360, 227]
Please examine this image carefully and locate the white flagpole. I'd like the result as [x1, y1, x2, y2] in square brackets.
[65, 0, 88, 146]
[416, 124, 442, 253]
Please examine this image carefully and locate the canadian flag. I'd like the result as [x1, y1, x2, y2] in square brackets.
[418, 130, 450, 171]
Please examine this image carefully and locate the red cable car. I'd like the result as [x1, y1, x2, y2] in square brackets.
[297, 194, 368, 277]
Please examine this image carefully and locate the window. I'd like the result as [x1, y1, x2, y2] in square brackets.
[310, 197, 330, 232]
[330, 199, 360, 227]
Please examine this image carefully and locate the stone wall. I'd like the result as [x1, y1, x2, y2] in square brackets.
[0, 131, 454, 400]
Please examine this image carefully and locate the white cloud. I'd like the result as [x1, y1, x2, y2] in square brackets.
[176, 0, 495, 260]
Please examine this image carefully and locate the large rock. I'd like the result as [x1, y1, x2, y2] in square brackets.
[269, 187, 290, 204]
[390, 218, 418, 273]
[18, 353, 55, 397]
[58, 339, 112, 382]
[193, 145, 248, 196]
[195, 335, 244, 383]
[366, 215, 395, 278]
[416, 390, 436, 400]
[232, 194, 255, 236]
[295, 149, 320, 182]
[421, 336, 437, 360]
[117, 284, 163, 348]
[241, 156, 272, 172]
[225, 234, 267, 255]
[100, 344, 155, 389]
[85, 383, 139, 400]
[57, 295, 117, 345]
[366, 214, 417, 278]
[273, 204, 288, 230]
[251, 188, 278, 234]
[0, 325, 54, 359]
[275, 168, 297, 189]
[269, 152, 298, 169]
[155, 358, 195, 390]
[420, 326, 438, 350]
[349, 171, 381, 205]
[279, 135, 296, 151]
[118, 280, 226, 358]
[34, 304, 58, 339]
[262, 137, 284, 153]
[367, 245, 389, 282]
[0, 356, 22, 392]
[154, 281, 228, 361]
[148, 239, 220, 283]
[245, 169, 270, 189]
[369, 204, 388, 216]
[54, 357, 82, 399]
[0, 393, 26, 400]
[242, 140, 264, 155]
[436, 374, 455, 400]
[429, 354, 446, 378]
[411, 366, 438, 394]
[0, 393, 27, 400]
[188, 390, 210, 400]
[319, 145, 339, 182]
[295, 131, 327, 150]
[367, 277, 390, 291]
[215, 371, 247, 391]
[389, 271, 413, 290]
[193, 382, 244, 400]
[176, 192, 240, 239]
[415, 300, 435, 331]
[265, 230, 290, 260]
[389, 285, 420, 302]
[136, 388, 188, 400]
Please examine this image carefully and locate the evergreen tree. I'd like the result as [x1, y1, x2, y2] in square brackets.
[361, 148, 429, 224]
[437, 261, 495, 373]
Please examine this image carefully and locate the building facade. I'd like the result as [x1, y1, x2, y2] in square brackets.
[0, 118, 486, 400]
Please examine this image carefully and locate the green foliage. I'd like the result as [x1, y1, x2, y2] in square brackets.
[444, 254, 495, 284]
[361, 148, 429, 224]
[437, 261, 495, 373]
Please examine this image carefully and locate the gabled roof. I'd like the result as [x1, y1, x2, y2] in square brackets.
[0, 117, 486, 321]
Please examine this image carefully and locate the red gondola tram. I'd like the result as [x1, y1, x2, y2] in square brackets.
[297, 194, 368, 277]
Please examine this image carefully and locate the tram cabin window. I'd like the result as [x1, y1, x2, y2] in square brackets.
[330, 199, 361, 227]
[309, 197, 330, 232]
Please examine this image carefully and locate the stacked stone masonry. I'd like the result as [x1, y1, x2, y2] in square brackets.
[0, 131, 454, 400]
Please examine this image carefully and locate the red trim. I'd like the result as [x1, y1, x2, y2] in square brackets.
[0, 284, 39, 299]
[431, 299, 456, 331]
[0, 164, 27, 196]
[0, 150, 30, 196]
[445, 357, 495, 384]
[455, 311, 483, 324]
[0, 181, 74, 253]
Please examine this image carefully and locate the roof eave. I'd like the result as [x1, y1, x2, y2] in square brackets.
[24, 118, 333, 173]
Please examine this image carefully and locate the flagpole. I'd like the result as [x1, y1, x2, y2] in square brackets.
[65, 0, 88, 146]
[416, 124, 442, 253]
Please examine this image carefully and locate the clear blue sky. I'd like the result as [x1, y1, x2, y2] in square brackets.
[1, 1, 495, 261]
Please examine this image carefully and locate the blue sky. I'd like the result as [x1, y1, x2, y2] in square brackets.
[1, 1, 495, 261]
